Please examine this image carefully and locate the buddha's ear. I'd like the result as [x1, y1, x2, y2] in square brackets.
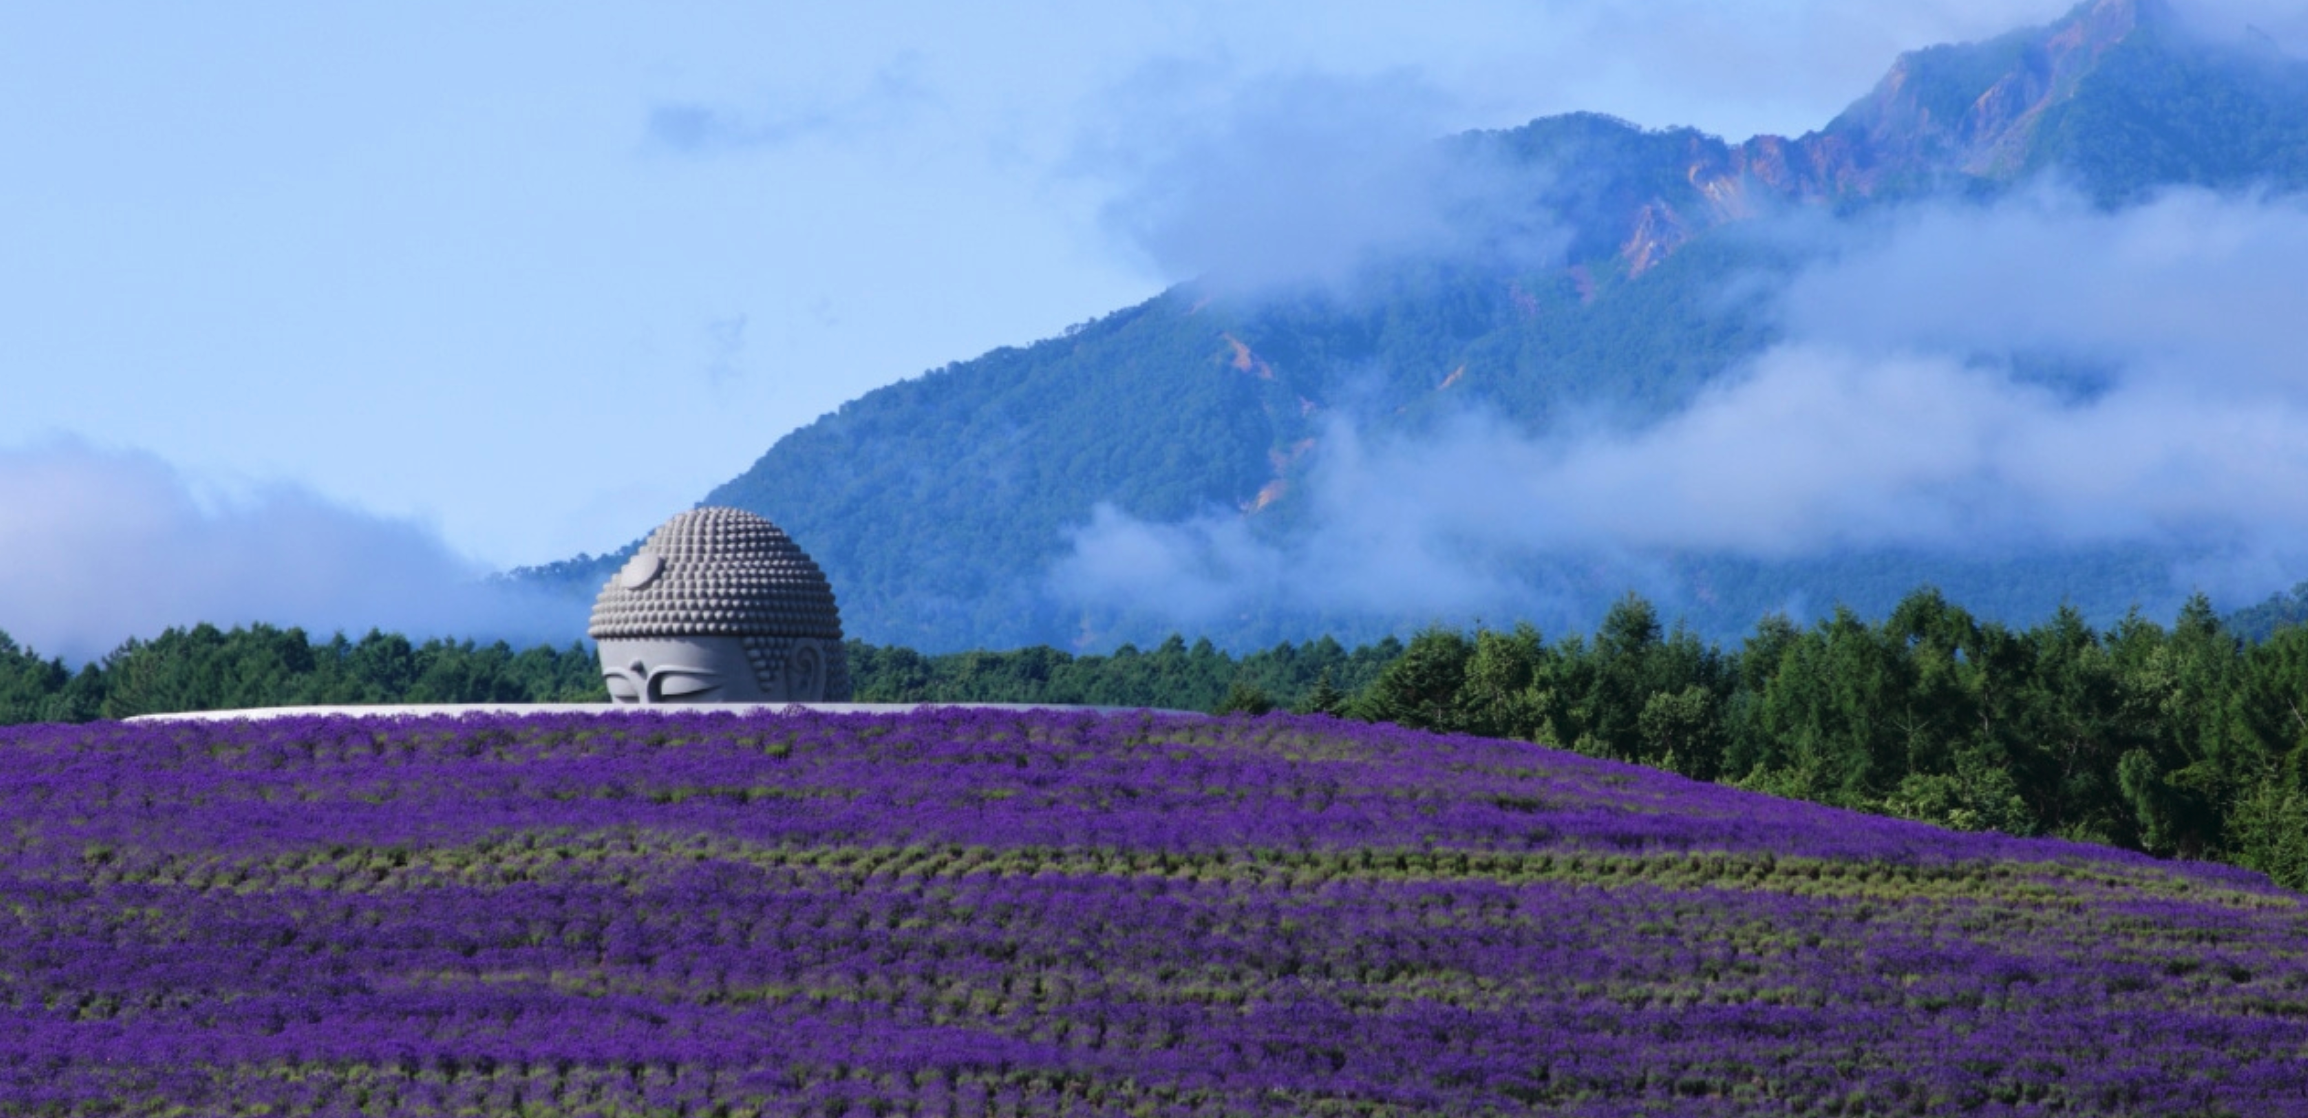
[789, 640, 824, 701]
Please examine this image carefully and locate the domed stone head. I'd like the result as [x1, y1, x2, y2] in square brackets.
[588, 507, 851, 704]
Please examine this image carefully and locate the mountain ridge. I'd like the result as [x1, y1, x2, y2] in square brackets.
[520, 0, 2308, 652]
[1491, 0, 2302, 278]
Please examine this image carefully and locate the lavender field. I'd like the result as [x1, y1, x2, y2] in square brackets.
[1, 709, 2304, 1116]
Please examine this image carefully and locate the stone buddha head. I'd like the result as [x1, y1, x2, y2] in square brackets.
[588, 507, 851, 704]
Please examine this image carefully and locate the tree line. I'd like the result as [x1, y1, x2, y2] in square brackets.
[0, 625, 604, 724]
[5, 586, 2305, 890]
[1325, 591, 2308, 892]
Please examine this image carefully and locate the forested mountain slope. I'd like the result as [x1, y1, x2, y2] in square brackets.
[523, 0, 2308, 652]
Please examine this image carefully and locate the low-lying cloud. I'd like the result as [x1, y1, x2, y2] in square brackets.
[1079, 68, 1565, 298]
[0, 442, 585, 663]
[1051, 187, 2308, 629]
[1783, 188, 2308, 381]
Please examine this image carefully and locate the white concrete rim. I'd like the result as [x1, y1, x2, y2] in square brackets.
[126, 702, 1196, 723]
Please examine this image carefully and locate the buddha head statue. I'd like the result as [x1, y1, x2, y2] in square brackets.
[587, 507, 851, 704]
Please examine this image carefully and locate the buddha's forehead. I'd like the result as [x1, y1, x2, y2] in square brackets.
[599, 636, 750, 665]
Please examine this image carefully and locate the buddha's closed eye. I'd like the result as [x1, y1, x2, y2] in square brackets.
[653, 672, 722, 699]
[603, 658, 724, 704]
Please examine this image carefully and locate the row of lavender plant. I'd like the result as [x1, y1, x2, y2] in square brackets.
[0, 708, 2302, 1115]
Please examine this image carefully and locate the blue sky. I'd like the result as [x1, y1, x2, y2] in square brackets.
[10, 0, 2307, 658]
[1, 1, 2111, 562]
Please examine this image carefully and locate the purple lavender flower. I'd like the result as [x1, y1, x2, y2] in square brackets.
[0, 709, 2298, 1114]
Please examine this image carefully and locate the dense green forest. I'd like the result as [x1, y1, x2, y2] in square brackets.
[847, 633, 1405, 713]
[0, 625, 605, 724]
[1327, 592, 2308, 892]
[6, 582, 2306, 890]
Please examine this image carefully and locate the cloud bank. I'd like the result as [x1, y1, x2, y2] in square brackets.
[1052, 187, 2308, 630]
[0, 443, 585, 663]
[1079, 68, 1565, 298]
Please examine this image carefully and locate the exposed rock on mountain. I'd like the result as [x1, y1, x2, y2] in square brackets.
[524, 0, 2308, 652]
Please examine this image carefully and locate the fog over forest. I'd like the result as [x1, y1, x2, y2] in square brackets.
[1055, 187, 2308, 632]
